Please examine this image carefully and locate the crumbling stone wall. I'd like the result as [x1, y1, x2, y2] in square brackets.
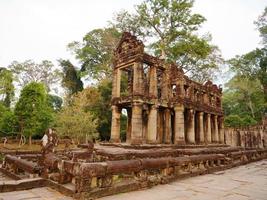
[110, 32, 223, 145]
[225, 117, 267, 148]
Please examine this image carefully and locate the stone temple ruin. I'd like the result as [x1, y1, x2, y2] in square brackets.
[0, 33, 266, 199]
[111, 32, 224, 145]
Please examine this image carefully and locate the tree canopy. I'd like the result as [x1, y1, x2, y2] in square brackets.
[15, 82, 54, 142]
[55, 87, 99, 142]
[111, 0, 223, 82]
[9, 60, 61, 92]
[0, 68, 14, 107]
[67, 28, 121, 81]
[58, 59, 84, 97]
[224, 6, 267, 126]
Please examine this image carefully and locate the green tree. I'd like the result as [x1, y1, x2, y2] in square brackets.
[0, 110, 18, 136]
[223, 75, 266, 125]
[224, 115, 243, 128]
[112, 0, 223, 82]
[47, 94, 63, 111]
[95, 79, 113, 140]
[228, 7, 267, 106]
[15, 82, 54, 144]
[55, 88, 98, 143]
[67, 28, 121, 81]
[58, 59, 83, 97]
[0, 68, 14, 107]
[9, 60, 61, 92]
[229, 49, 267, 102]
[255, 7, 267, 46]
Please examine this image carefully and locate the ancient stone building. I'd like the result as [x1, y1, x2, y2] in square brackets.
[110, 32, 224, 145]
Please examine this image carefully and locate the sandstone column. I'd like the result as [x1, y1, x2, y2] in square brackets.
[133, 62, 143, 95]
[186, 109, 195, 144]
[149, 66, 158, 98]
[164, 108, 172, 144]
[147, 105, 158, 143]
[206, 113, 212, 143]
[214, 115, 219, 143]
[240, 131, 245, 147]
[131, 102, 143, 144]
[157, 111, 164, 143]
[174, 105, 185, 144]
[112, 69, 121, 98]
[126, 109, 132, 143]
[161, 71, 170, 99]
[110, 105, 121, 143]
[198, 112, 204, 143]
[219, 117, 225, 144]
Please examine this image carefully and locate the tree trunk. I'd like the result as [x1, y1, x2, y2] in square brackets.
[248, 97, 255, 118]
[264, 84, 267, 102]
[29, 135, 32, 146]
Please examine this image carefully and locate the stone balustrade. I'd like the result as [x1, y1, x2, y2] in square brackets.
[3, 155, 42, 175]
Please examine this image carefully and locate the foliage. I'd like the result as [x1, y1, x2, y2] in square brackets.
[223, 75, 266, 126]
[229, 48, 267, 102]
[0, 68, 14, 107]
[55, 88, 99, 142]
[0, 103, 9, 135]
[47, 94, 63, 111]
[224, 115, 243, 128]
[9, 60, 61, 92]
[255, 6, 267, 46]
[120, 113, 127, 142]
[225, 6, 267, 126]
[14, 82, 54, 140]
[67, 28, 121, 81]
[224, 114, 257, 128]
[112, 0, 223, 82]
[94, 79, 113, 140]
[0, 102, 18, 136]
[58, 59, 83, 97]
[0, 110, 18, 135]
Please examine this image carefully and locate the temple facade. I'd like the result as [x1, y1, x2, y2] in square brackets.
[110, 32, 224, 145]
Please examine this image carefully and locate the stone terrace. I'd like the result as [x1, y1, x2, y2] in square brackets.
[0, 159, 266, 200]
[100, 159, 267, 200]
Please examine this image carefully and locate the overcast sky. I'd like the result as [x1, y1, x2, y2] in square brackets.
[0, 0, 266, 71]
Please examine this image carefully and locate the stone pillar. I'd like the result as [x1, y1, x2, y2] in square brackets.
[131, 102, 143, 144]
[126, 109, 132, 143]
[219, 117, 225, 144]
[177, 80, 185, 98]
[164, 109, 172, 144]
[133, 62, 143, 95]
[147, 105, 157, 143]
[142, 111, 148, 141]
[110, 105, 121, 143]
[198, 112, 204, 143]
[161, 71, 170, 99]
[206, 113, 212, 143]
[214, 115, 219, 143]
[157, 111, 164, 143]
[174, 105, 185, 144]
[149, 66, 158, 98]
[240, 131, 245, 147]
[186, 109, 195, 144]
[112, 69, 121, 98]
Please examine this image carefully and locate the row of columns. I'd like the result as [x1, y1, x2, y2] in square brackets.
[110, 62, 224, 144]
[174, 106, 224, 144]
[110, 103, 225, 145]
